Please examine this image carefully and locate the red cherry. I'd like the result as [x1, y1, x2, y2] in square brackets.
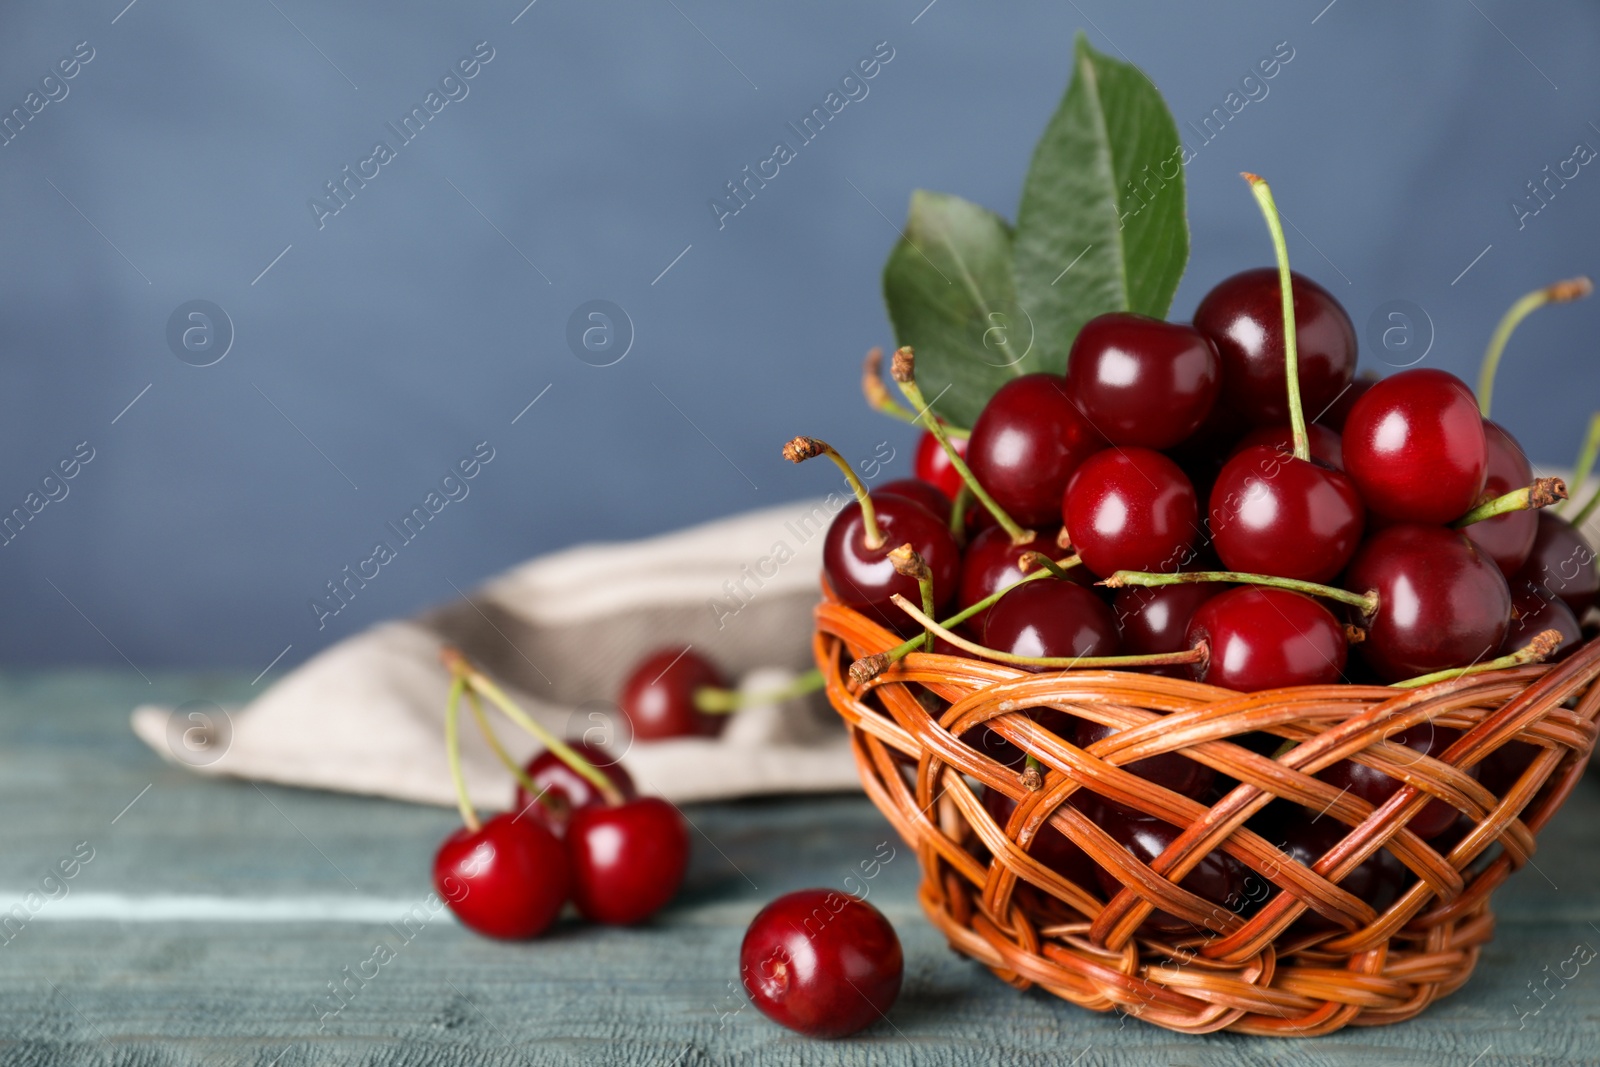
[981, 578, 1119, 667]
[620, 647, 728, 741]
[823, 492, 961, 635]
[981, 786, 1096, 886]
[1186, 587, 1348, 691]
[1501, 586, 1583, 660]
[955, 525, 1070, 631]
[514, 742, 636, 835]
[1512, 511, 1599, 618]
[741, 888, 903, 1038]
[1063, 448, 1199, 577]
[1063, 312, 1221, 449]
[966, 373, 1105, 528]
[1228, 423, 1344, 469]
[1093, 809, 1251, 935]
[1344, 525, 1512, 683]
[1209, 444, 1364, 583]
[913, 430, 966, 501]
[877, 477, 951, 523]
[1464, 421, 1536, 576]
[1194, 268, 1357, 426]
[1315, 376, 1376, 432]
[433, 813, 568, 940]
[1113, 582, 1224, 677]
[1319, 723, 1473, 839]
[1341, 369, 1488, 524]
[566, 797, 689, 925]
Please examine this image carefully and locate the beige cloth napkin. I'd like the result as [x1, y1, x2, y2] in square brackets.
[130, 498, 860, 807]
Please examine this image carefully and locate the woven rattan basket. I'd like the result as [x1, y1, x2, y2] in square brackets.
[815, 593, 1600, 1035]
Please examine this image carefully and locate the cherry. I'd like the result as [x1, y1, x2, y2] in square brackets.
[1342, 369, 1488, 524]
[1319, 723, 1474, 839]
[913, 429, 966, 501]
[620, 647, 729, 741]
[1501, 586, 1582, 661]
[955, 525, 1068, 631]
[1193, 268, 1356, 426]
[1093, 809, 1251, 936]
[877, 477, 951, 524]
[822, 492, 960, 633]
[1063, 312, 1221, 449]
[1461, 421, 1536, 577]
[965, 373, 1105, 528]
[1315, 376, 1376, 432]
[740, 888, 903, 1039]
[1344, 525, 1511, 683]
[1063, 448, 1199, 578]
[1209, 444, 1364, 583]
[566, 797, 690, 925]
[1185, 587, 1348, 691]
[1074, 717, 1214, 804]
[1262, 806, 1405, 931]
[514, 741, 637, 835]
[1512, 511, 1599, 618]
[981, 785, 1096, 886]
[982, 578, 1119, 668]
[1113, 582, 1224, 677]
[1228, 423, 1344, 469]
[433, 813, 568, 939]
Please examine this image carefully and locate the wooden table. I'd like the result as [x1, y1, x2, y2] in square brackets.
[2, 670, 1597, 1065]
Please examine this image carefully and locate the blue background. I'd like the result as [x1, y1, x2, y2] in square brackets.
[1, 0, 1597, 672]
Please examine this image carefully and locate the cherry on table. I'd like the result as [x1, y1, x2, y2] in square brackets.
[1209, 444, 1364, 584]
[1062, 448, 1200, 578]
[433, 813, 569, 939]
[913, 429, 967, 501]
[1185, 586, 1348, 691]
[1341, 368, 1488, 524]
[620, 647, 729, 741]
[1063, 312, 1221, 449]
[566, 796, 690, 925]
[965, 373, 1105, 528]
[1318, 722, 1475, 839]
[514, 741, 636, 835]
[1463, 421, 1537, 577]
[740, 888, 903, 1038]
[1512, 511, 1599, 618]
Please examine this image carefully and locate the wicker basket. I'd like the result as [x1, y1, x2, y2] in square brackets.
[815, 593, 1600, 1035]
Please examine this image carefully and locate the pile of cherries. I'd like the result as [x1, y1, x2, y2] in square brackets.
[781, 174, 1598, 942]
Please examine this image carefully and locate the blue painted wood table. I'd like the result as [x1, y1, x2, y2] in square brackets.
[2, 670, 1597, 1065]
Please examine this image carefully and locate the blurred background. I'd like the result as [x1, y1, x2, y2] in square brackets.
[1, 0, 1596, 671]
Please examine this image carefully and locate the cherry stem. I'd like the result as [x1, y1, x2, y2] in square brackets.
[1454, 478, 1567, 527]
[693, 667, 824, 713]
[462, 685, 552, 809]
[861, 347, 969, 438]
[890, 543, 937, 651]
[1477, 276, 1593, 419]
[889, 593, 1208, 671]
[1102, 568, 1379, 615]
[443, 677, 480, 832]
[782, 437, 883, 550]
[950, 483, 973, 543]
[442, 648, 624, 807]
[1243, 172, 1308, 463]
[890, 347, 1031, 544]
[1561, 412, 1600, 519]
[1390, 629, 1562, 689]
[1018, 551, 1074, 580]
[1021, 756, 1044, 791]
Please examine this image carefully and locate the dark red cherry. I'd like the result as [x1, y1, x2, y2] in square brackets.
[1063, 448, 1199, 577]
[1209, 445, 1364, 583]
[823, 492, 961, 634]
[620, 647, 728, 741]
[1228, 423, 1344, 469]
[1512, 511, 1599, 618]
[1194, 268, 1357, 426]
[1186, 587, 1348, 691]
[566, 797, 689, 925]
[1063, 312, 1221, 449]
[966, 373, 1105, 528]
[877, 477, 951, 523]
[433, 813, 568, 939]
[740, 888, 903, 1038]
[1463, 421, 1536, 577]
[1113, 582, 1224, 677]
[1315, 376, 1376, 432]
[982, 578, 1119, 668]
[1477, 740, 1541, 799]
[1266, 807, 1405, 931]
[1093, 809, 1251, 935]
[913, 430, 966, 501]
[1501, 586, 1582, 660]
[514, 742, 637, 835]
[1074, 718, 1214, 804]
[1319, 723, 1473, 839]
[981, 785, 1097, 886]
[1345, 525, 1512, 683]
[956, 525, 1073, 631]
[1342, 369, 1488, 524]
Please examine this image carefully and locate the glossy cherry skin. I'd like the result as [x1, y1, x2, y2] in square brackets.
[1501, 586, 1583, 661]
[1463, 421, 1536, 577]
[1063, 448, 1200, 578]
[1512, 511, 1599, 618]
[514, 742, 637, 835]
[1064, 312, 1221, 449]
[1193, 268, 1357, 427]
[1209, 445, 1364, 583]
[1264, 806, 1405, 931]
[1228, 423, 1344, 470]
[956, 525, 1075, 632]
[982, 786, 1097, 886]
[1345, 525, 1512, 683]
[1319, 723, 1473, 839]
[620, 647, 728, 741]
[1093, 810, 1252, 935]
[1113, 583, 1224, 678]
[1186, 587, 1347, 691]
[982, 578, 1119, 667]
[823, 493, 961, 634]
[566, 797, 689, 925]
[741, 888, 903, 1038]
[913, 430, 966, 501]
[877, 477, 951, 524]
[1342, 369, 1488, 524]
[433, 813, 569, 940]
[966, 373, 1105, 528]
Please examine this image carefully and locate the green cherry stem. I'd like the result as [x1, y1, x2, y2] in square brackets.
[443, 676, 479, 832]
[890, 543, 937, 651]
[1453, 478, 1567, 528]
[462, 685, 550, 808]
[862, 347, 969, 438]
[1243, 172, 1308, 462]
[1561, 412, 1600, 518]
[782, 436, 884, 550]
[692, 668, 825, 713]
[1478, 277, 1593, 419]
[1391, 630, 1562, 689]
[1102, 568, 1379, 615]
[950, 483, 973, 543]
[890, 347, 1031, 545]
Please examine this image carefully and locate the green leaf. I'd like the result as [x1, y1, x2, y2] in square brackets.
[882, 190, 1032, 428]
[1012, 32, 1188, 374]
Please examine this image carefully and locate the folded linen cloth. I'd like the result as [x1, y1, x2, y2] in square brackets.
[131, 498, 861, 807]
